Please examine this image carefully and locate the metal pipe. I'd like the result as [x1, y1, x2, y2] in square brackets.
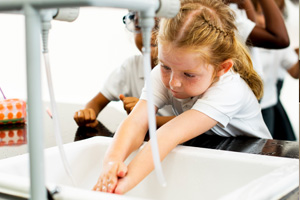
[0, 0, 159, 12]
[24, 4, 47, 200]
[140, 9, 167, 187]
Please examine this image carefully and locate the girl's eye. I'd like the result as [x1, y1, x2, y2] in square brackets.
[161, 65, 171, 71]
[184, 72, 195, 78]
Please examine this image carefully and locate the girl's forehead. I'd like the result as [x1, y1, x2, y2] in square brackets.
[158, 43, 206, 70]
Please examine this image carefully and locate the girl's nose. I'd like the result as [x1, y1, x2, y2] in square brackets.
[169, 73, 181, 89]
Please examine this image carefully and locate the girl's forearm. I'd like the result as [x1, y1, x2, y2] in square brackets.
[103, 100, 152, 163]
[103, 117, 147, 163]
[94, 100, 152, 193]
[117, 131, 179, 193]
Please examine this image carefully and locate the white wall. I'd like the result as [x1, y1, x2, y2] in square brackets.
[0, 7, 298, 140]
[0, 7, 140, 104]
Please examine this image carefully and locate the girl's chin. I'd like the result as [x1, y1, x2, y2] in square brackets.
[171, 92, 189, 99]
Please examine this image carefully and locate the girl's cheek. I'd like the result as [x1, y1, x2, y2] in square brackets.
[183, 76, 200, 85]
[161, 74, 170, 88]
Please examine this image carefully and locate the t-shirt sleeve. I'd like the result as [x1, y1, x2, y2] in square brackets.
[100, 58, 132, 101]
[191, 74, 248, 128]
[230, 3, 256, 44]
[280, 46, 298, 71]
[140, 65, 169, 109]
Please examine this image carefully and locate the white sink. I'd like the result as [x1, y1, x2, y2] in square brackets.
[0, 136, 298, 200]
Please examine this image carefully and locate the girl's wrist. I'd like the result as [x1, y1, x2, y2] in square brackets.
[103, 151, 125, 164]
[102, 159, 122, 166]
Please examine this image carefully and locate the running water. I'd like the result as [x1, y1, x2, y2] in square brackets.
[143, 50, 167, 187]
[43, 52, 77, 186]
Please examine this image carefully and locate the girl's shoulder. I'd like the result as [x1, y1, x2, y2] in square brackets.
[216, 70, 244, 87]
[203, 70, 251, 101]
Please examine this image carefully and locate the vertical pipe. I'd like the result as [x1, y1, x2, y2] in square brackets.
[140, 10, 167, 187]
[24, 4, 47, 200]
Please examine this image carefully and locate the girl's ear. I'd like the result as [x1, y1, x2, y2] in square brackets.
[217, 59, 233, 77]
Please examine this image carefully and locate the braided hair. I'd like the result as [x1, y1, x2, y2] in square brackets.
[158, 0, 263, 99]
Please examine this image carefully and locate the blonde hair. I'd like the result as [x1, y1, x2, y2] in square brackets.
[158, 0, 263, 99]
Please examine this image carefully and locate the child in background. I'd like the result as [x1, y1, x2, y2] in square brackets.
[73, 12, 174, 128]
[273, 0, 299, 141]
[224, 0, 290, 87]
[251, 0, 299, 139]
[93, 0, 271, 194]
[280, 0, 299, 49]
[261, 46, 299, 139]
[225, 0, 289, 49]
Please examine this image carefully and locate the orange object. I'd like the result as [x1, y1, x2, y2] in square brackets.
[0, 124, 27, 146]
[0, 99, 26, 125]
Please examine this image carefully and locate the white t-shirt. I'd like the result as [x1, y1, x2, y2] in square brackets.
[285, 0, 299, 49]
[229, 3, 255, 44]
[229, 4, 264, 80]
[101, 54, 174, 116]
[278, 0, 299, 78]
[140, 66, 272, 139]
[259, 46, 298, 109]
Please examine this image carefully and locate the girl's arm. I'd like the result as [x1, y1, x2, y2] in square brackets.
[248, 0, 289, 49]
[114, 108, 218, 194]
[119, 94, 175, 128]
[93, 99, 154, 193]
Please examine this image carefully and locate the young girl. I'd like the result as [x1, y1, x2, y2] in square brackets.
[93, 0, 272, 194]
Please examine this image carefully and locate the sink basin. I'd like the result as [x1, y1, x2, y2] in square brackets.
[0, 136, 298, 200]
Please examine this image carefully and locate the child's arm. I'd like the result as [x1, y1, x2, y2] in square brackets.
[114, 107, 218, 194]
[248, 0, 289, 49]
[233, 0, 256, 22]
[119, 94, 139, 114]
[156, 116, 176, 128]
[287, 48, 299, 79]
[74, 92, 110, 127]
[93, 99, 154, 193]
[119, 94, 175, 127]
[287, 61, 299, 79]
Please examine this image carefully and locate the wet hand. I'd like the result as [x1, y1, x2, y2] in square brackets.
[119, 94, 139, 115]
[113, 175, 135, 195]
[73, 108, 99, 127]
[93, 161, 128, 193]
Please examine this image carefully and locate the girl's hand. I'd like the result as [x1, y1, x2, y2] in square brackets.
[113, 175, 132, 195]
[93, 161, 128, 193]
[119, 94, 139, 115]
[73, 108, 99, 127]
